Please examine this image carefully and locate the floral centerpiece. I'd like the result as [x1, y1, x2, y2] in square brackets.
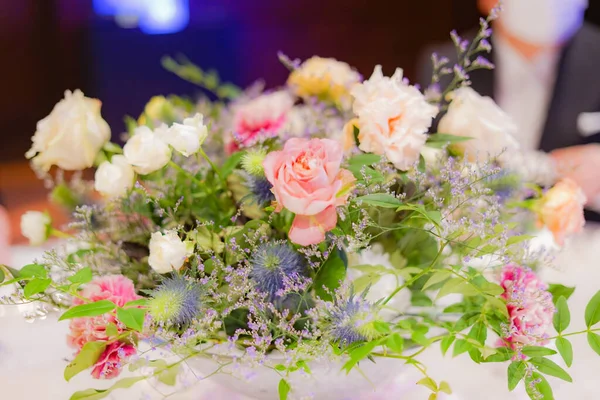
[2, 9, 600, 400]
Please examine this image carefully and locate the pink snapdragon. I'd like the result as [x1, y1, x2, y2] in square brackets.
[499, 265, 555, 350]
[263, 138, 355, 246]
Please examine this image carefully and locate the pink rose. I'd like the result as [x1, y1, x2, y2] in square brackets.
[91, 341, 136, 379]
[263, 138, 355, 246]
[499, 265, 555, 350]
[537, 178, 586, 245]
[67, 275, 140, 350]
[230, 91, 294, 152]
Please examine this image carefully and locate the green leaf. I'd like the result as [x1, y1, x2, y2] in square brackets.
[423, 270, 452, 290]
[221, 151, 246, 179]
[116, 308, 146, 332]
[278, 378, 291, 400]
[483, 347, 513, 363]
[506, 235, 534, 246]
[354, 194, 402, 208]
[347, 153, 381, 166]
[521, 346, 557, 358]
[23, 278, 51, 298]
[440, 335, 455, 356]
[417, 377, 437, 392]
[556, 337, 573, 367]
[452, 339, 472, 357]
[437, 278, 479, 299]
[19, 264, 47, 279]
[439, 381, 452, 395]
[530, 357, 572, 382]
[64, 341, 107, 381]
[0, 267, 4, 283]
[105, 323, 119, 338]
[585, 290, 600, 328]
[387, 333, 404, 353]
[313, 249, 346, 301]
[68, 267, 93, 285]
[426, 133, 472, 149]
[507, 361, 526, 391]
[123, 298, 148, 307]
[373, 321, 391, 334]
[587, 332, 600, 356]
[525, 372, 554, 400]
[343, 341, 379, 373]
[411, 292, 433, 307]
[553, 296, 570, 333]
[468, 322, 487, 345]
[548, 284, 575, 305]
[69, 376, 145, 400]
[157, 364, 180, 386]
[59, 300, 116, 321]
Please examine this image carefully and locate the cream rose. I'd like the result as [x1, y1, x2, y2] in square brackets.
[165, 113, 208, 157]
[438, 87, 519, 161]
[20, 211, 52, 246]
[26, 90, 111, 171]
[350, 66, 438, 170]
[94, 155, 135, 199]
[287, 57, 361, 109]
[148, 231, 194, 274]
[123, 126, 172, 175]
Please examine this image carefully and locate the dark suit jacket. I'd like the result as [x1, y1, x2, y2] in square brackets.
[417, 22, 600, 221]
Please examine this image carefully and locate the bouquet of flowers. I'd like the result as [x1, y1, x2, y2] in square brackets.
[2, 9, 599, 400]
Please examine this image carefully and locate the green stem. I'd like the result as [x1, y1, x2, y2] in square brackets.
[199, 148, 223, 181]
[168, 161, 204, 186]
[381, 242, 447, 306]
[50, 229, 72, 239]
[551, 327, 600, 340]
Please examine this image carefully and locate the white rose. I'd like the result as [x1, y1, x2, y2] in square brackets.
[148, 231, 194, 274]
[26, 90, 111, 171]
[350, 66, 438, 170]
[164, 113, 208, 157]
[438, 87, 519, 162]
[94, 155, 135, 198]
[123, 126, 171, 175]
[20, 211, 52, 246]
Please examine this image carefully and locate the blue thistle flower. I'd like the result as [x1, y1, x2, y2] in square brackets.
[249, 243, 307, 299]
[246, 175, 275, 205]
[328, 292, 379, 346]
[148, 275, 202, 326]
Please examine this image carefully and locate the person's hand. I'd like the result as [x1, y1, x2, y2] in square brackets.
[550, 144, 600, 209]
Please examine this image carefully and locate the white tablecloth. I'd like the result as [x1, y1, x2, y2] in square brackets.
[2, 227, 600, 400]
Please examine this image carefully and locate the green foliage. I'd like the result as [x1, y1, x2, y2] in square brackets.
[440, 335, 455, 356]
[507, 361, 526, 391]
[313, 249, 347, 301]
[525, 372, 554, 400]
[278, 379, 291, 400]
[553, 296, 570, 333]
[68, 267, 93, 285]
[221, 151, 246, 179]
[69, 377, 146, 400]
[347, 154, 381, 166]
[64, 341, 107, 381]
[23, 278, 51, 298]
[529, 357, 572, 382]
[521, 346, 556, 358]
[59, 300, 116, 321]
[548, 284, 575, 305]
[587, 332, 600, 356]
[19, 264, 47, 279]
[116, 308, 146, 332]
[556, 337, 573, 367]
[425, 133, 472, 149]
[585, 290, 600, 328]
[387, 333, 404, 353]
[354, 194, 402, 208]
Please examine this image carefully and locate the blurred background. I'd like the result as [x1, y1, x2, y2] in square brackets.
[1, 0, 600, 243]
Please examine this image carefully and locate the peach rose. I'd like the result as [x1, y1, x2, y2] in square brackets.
[263, 138, 355, 246]
[537, 178, 586, 245]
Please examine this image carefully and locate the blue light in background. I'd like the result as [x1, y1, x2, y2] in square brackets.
[92, 0, 189, 35]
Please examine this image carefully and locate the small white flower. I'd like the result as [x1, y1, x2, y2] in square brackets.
[438, 87, 519, 162]
[351, 66, 438, 170]
[20, 211, 52, 246]
[94, 155, 135, 198]
[148, 231, 194, 274]
[164, 113, 208, 157]
[26, 90, 111, 171]
[123, 126, 171, 175]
